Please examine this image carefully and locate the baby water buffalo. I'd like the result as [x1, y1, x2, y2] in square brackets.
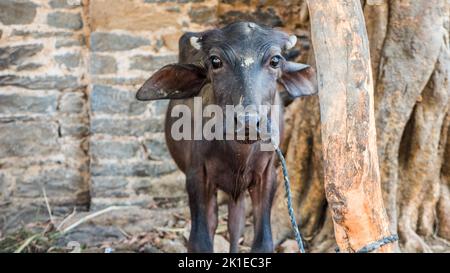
[136, 22, 316, 253]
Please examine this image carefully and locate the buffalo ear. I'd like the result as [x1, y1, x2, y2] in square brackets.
[136, 64, 207, 101]
[278, 62, 317, 98]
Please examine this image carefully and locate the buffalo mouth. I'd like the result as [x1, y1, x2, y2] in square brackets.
[231, 129, 261, 144]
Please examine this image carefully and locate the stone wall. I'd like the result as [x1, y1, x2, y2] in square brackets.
[0, 0, 91, 227]
[0, 0, 308, 229]
[85, 0, 218, 210]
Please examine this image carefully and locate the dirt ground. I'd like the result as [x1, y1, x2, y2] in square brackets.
[0, 192, 301, 253]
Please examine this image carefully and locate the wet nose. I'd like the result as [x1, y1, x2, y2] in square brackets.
[245, 113, 260, 130]
[235, 112, 260, 132]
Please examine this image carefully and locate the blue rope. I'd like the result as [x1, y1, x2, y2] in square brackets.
[274, 145, 305, 253]
[356, 234, 398, 253]
[335, 233, 399, 253]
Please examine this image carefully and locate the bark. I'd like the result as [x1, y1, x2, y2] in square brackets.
[271, 0, 450, 253]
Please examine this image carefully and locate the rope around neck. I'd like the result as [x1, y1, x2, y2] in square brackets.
[273, 143, 305, 253]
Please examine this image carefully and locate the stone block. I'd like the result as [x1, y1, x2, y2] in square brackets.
[129, 54, 177, 71]
[60, 117, 89, 137]
[90, 32, 150, 52]
[91, 117, 163, 136]
[55, 36, 85, 48]
[0, 93, 57, 114]
[49, 0, 82, 9]
[47, 12, 83, 30]
[0, 75, 80, 90]
[91, 177, 129, 198]
[144, 138, 170, 159]
[188, 6, 216, 24]
[15, 168, 85, 198]
[89, 54, 117, 74]
[0, 0, 37, 25]
[55, 52, 81, 68]
[90, 140, 140, 159]
[90, 85, 147, 115]
[0, 122, 59, 158]
[60, 92, 85, 113]
[91, 161, 177, 177]
[0, 44, 43, 70]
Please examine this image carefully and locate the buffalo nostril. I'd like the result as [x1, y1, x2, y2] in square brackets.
[234, 116, 242, 129]
[234, 113, 260, 136]
[244, 115, 260, 129]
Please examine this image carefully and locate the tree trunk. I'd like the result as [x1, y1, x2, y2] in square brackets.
[271, 0, 450, 253]
[368, 0, 449, 252]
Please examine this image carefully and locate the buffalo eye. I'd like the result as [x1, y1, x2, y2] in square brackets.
[269, 55, 282, 68]
[210, 56, 223, 69]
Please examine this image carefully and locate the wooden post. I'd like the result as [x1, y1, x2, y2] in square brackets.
[306, 0, 394, 252]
